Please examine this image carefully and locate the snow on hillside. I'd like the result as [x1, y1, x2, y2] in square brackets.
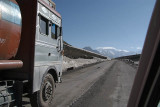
[62, 56, 107, 72]
[83, 47, 100, 54]
[96, 47, 134, 59]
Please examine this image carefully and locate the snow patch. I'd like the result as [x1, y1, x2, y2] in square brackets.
[62, 56, 107, 72]
[109, 51, 115, 55]
[137, 47, 142, 50]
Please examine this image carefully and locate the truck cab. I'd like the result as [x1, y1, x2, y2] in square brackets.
[0, 0, 63, 106]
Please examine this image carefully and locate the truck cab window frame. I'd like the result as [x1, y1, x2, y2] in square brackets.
[51, 23, 57, 39]
[51, 23, 61, 39]
[39, 15, 49, 36]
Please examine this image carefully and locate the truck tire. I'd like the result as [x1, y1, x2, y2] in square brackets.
[30, 73, 55, 107]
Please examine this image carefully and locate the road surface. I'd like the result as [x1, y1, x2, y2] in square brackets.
[23, 60, 137, 107]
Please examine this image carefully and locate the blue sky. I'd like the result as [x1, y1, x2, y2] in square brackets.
[53, 0, 156, 51]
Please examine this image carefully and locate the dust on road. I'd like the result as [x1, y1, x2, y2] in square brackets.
[71, 60, 136, 107]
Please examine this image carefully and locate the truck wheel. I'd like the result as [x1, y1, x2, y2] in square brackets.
[30, 73, 55, 107]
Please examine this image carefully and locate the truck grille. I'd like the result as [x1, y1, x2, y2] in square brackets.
[0, 80, 15, 106]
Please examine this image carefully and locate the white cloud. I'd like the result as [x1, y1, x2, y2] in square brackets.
[97, 47, 116, 50]
[130, 47, 142, 50]
[96, 47, 129, 52]
[122, 50, 129, 52]
[137, 47, 142, 50]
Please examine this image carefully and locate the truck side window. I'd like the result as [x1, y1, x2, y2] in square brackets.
[40, 16, 49, 35]
[51, 23, 57, 39]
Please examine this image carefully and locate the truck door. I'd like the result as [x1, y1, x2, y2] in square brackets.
[49, 22, 62, 61]
[35, 15, 60, 62]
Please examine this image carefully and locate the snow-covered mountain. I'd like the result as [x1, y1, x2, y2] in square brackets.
[83, 47, 100, 54]
[83, 46, 141, 59]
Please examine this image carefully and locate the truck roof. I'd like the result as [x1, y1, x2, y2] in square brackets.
[39, 0, 62, 18]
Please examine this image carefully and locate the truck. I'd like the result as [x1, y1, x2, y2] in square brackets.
[0, 0, 63, 106]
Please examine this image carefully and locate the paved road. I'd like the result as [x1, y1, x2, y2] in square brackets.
[23, 60, 137, 107]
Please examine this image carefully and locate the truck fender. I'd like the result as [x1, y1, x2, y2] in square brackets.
[33, 66, 58, 93]
[43, 66, 58, 83]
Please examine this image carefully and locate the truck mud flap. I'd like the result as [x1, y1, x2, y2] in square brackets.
[13, 81, 23, 107]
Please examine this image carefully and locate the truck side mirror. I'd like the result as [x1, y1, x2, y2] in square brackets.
[57, 39, 61, 52]
[60, 27, 62, 36]
[49, 23, 52, 26]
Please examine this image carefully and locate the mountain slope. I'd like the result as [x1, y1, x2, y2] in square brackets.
[83, 47, 100, 54]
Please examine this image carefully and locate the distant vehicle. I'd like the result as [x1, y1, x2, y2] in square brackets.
[127, 0, 160, 106]
[0, 0, 63, 106]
